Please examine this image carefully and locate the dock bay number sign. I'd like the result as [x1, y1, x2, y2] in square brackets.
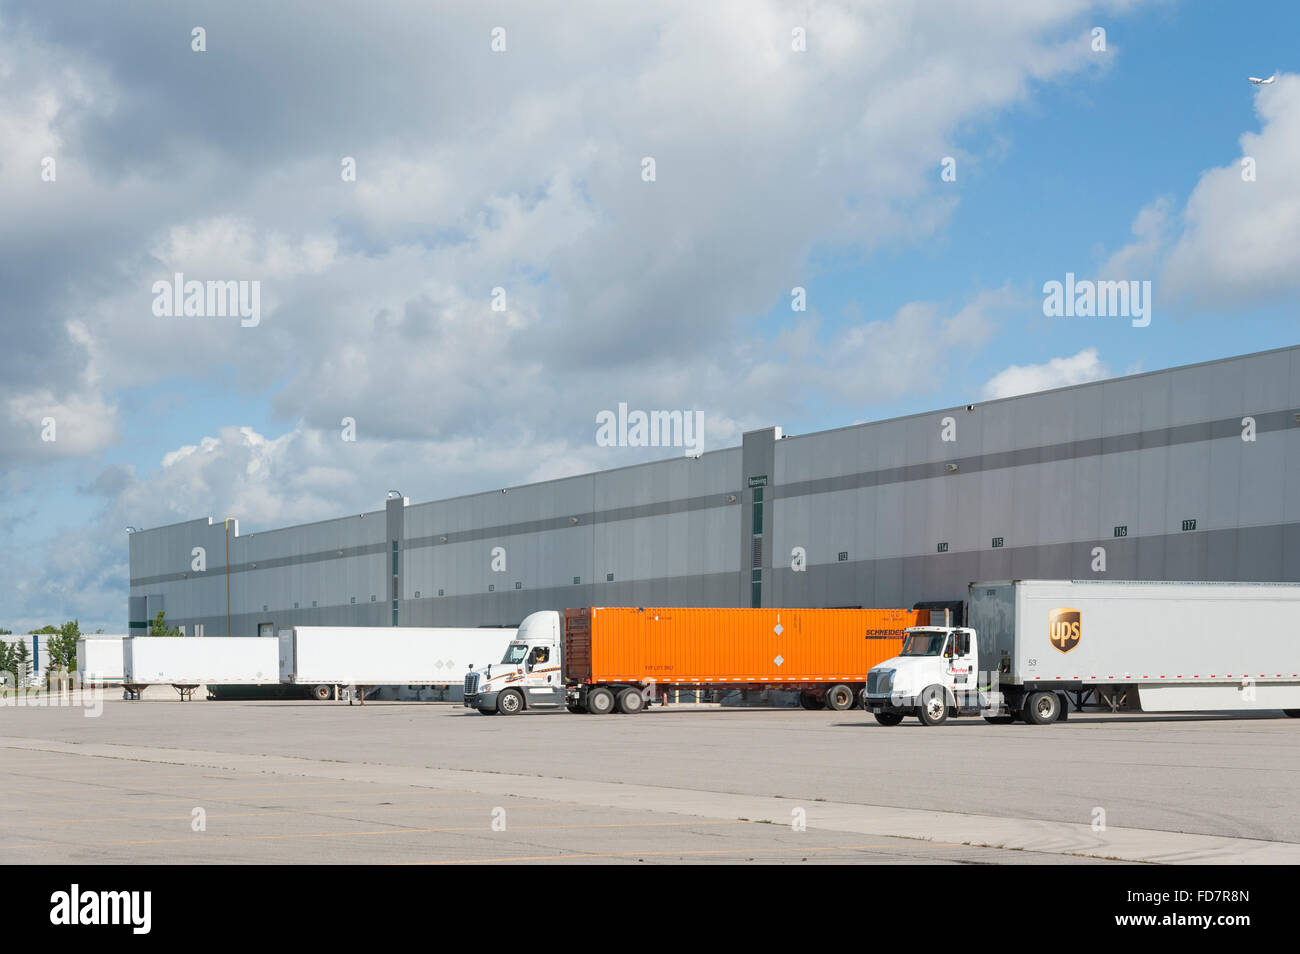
[1048, 607, 1082, 654]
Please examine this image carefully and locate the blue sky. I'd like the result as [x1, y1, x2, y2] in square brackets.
[1, 0, 1298, 631]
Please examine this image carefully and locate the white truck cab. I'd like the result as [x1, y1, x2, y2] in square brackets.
[462, 610, 564, 715]
[865, 623, 1066, 726]
[865, 625, 998, 726]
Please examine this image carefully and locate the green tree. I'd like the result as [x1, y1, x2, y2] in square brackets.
[14, 640, 31, 688]
[0, 639, 15, 687]
[148, 611, 182, 637]
[43, 620, 80, 682]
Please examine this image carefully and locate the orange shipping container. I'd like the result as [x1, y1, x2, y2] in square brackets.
[564, 606, 928, 690]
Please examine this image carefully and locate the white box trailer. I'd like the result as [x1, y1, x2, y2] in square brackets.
[123, 636, 280, 700]
[75, 636, 126, 686]
[279, 626, 517, 701]
[865, 580, 1300, 725]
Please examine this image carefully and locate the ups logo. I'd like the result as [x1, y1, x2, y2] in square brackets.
[1048, 607, 1081, 653]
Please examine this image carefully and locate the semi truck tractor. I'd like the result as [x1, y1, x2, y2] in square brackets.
[864, 580, 1300, 726]
[123, 636, 279, 699]
[279, 625, 516, 701]
[463, 606, 929, 715]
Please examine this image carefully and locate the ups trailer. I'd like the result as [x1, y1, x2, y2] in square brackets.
[278, 625, 517, 702]
[864, 580, 1300, 726]
[122, 636, 280, 700]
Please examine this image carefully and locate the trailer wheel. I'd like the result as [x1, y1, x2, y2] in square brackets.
[1023, 691, 1060, 725]
[586, 687, 616, 715]
[824, 684, 855, 711]
[617, 688, 646, 714]
[873, 711, 903, 727]
[798, 691, 822, 710]
[312, 685, 331, 701]
[497, 689, 524, 715]
[916, 686, 950, 726]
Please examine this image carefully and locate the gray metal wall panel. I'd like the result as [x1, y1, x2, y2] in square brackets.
[129, 347, 1300, 633]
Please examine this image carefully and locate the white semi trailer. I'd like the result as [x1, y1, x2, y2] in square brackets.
[278, 626, 517, 701]
[75, 636, 126, 687]
[865, 580, 1300, 726]
[123, 636, 280, 700]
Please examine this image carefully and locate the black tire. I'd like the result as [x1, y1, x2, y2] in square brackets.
[312, 685, 331, 701]
[824, 684, 855, 711]
[477, 707, 498, 715]
[497, 689, 524, 715]
[565, 703, 586, 714]
[1284, 709, 1300, 718]
[1023, 691, 1060, 725]
[916, 686, 950, 726]
[798, 691, 822, 710]
[586, 686, 616, 715]
[874, 711, 904, 727]
[617, 688, 646, 714]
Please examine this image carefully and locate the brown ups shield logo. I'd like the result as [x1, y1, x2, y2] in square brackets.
[1048, 607, 1081, 654]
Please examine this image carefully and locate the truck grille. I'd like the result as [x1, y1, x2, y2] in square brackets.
[866, 670, 892, 696]
[464, 673, 479, 694]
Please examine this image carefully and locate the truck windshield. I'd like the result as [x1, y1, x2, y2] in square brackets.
[501, 643, 528, 664]
[900, 633, 947, 656]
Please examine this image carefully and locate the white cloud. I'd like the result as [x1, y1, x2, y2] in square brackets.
[982, 347, 1110, 399]
[1100, 74, 1300, 308]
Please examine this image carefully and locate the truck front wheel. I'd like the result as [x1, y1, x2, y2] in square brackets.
[586, 687, 615, 715]
[874, 711, 903, 726]
[916, 686, 950, 726]
[824, 684, 855, 711]
[1023, 691, 1060, 725]
[497, 689, 524, 715]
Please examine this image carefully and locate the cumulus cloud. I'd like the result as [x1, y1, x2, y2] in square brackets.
[1163, 74, 1300, 305]
[982, 347, 1110, 399]
[1099, 74, 1300, 308]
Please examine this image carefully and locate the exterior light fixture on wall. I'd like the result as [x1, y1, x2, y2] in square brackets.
[945, 463, 959, 473]
[439, 536, 448, 543]
[569, 517, 580, 525]
[386, 490, 401, 499]
[726, 495, 737, 503]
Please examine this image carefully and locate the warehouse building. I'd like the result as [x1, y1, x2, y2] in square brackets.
[128, 345, 1300, 636]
